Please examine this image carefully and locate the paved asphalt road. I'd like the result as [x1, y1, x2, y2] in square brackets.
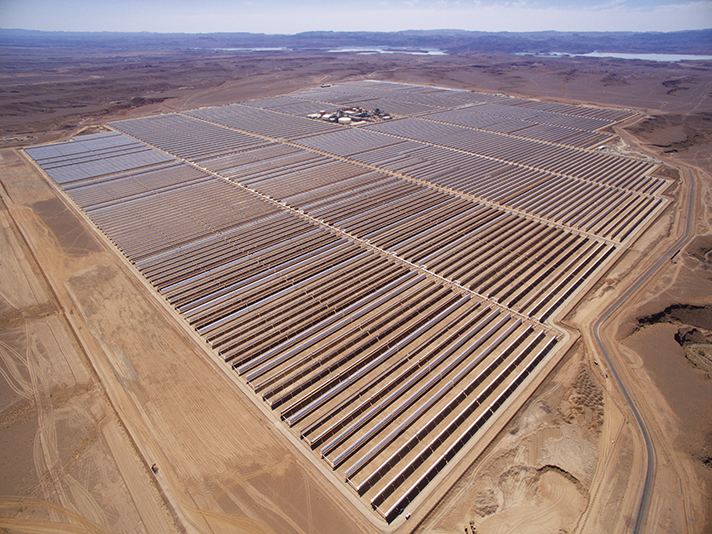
[593, 167, 695, 533]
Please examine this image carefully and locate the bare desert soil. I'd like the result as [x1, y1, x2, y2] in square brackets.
[2, 47, 712, 142]
[1, 44, 711, 533]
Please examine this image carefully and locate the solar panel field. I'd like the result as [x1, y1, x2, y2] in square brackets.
[25, 81, 669, 522]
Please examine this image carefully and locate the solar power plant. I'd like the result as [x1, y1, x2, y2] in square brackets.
[25, 81, 670, 522]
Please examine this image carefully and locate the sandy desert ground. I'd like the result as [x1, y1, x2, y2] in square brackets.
[1, 44, 711, 533]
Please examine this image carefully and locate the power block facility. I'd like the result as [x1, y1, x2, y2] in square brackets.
[25, 81, 669, 522]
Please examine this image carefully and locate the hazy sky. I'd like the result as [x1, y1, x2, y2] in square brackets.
[1, 0, 711, 34]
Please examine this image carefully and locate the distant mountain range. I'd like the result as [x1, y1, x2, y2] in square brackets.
[1, 28, 710, 55]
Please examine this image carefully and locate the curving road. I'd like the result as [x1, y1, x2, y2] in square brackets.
[593, 167, 695, 533]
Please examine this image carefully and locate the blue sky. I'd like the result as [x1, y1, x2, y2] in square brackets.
[1, 0, 711, 33]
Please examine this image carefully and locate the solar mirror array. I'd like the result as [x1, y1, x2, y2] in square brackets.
[25, 81, 669, 522]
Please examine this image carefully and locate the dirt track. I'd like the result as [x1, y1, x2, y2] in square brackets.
[1, 46, 711, 533]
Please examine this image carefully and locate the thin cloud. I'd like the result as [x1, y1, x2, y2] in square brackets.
[1, 0, 710, 33]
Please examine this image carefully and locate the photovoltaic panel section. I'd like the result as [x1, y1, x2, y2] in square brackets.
[339, 98, 439, 117]
[187, 104, 340, 140]
[418, 161, 552, 205]
[388, 207, 617, 318]
[342, 80, 496, 106]
[458, 103, 612, 131]
[293, 81, 496, 110]
[377, 92, 470, 109]
[535, 101, 633, 122]
[563, 131, 612, 149]
[330, 80, 418, 93]
[284, 170, 400, 214]
[294, 84, 391, 104]
[295, 82, 425, 106]
[366, 87, 492, 109]
[341, 136, 654, 242]
[26, 131, 173, 184]
[84, 176, 281, 262]
[242, 95, 339, 117]
[346, 140, 426, 166]
[42, 151, 174, 184]
[364, 118, 657, 190]
[236, 159, 376, 201]
[304, 175, 424, 225]
[196, 242, 400, 363]
[358, 328, 557, 521]
[69, 132, 146, 152]
[197, 144, 322, 180]
[423, 109, 612, 147]
[422, 110, 521, 133]
[336, 190, 475, 246]
[346, 142, 549, 206]
[292, 90, 377, 106]
[109, 114, 266, 159]
[323, 186, 448, 238]
[294, 128, 406, 157]
[364, 117, 473, 146]
[158, 227, 350, 336]
[62, 162, 209, 210]
[504, 123, 607, 147]
[497, 98, 632, 123]
[243, 95, 315, 110]
[240, 250, 557, 522]
[137, 211, 313, 292]
[25, 132, 136, 163]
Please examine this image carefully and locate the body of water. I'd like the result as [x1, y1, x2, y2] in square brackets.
[200, 47, 288, 52]
[198, 46, 446, 55]
[517, 51, 712, 62]
[327, 47, 446, 55]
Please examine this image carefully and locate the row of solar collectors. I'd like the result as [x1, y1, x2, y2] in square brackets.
[294, 81, 506, 110]
[350, 143, 662, 243]
[63, 162, 210, 210]
[83, 174, 280, 262]
[361, 327, 556, 521]
[243, 91, 613, 149]
[151, 214, 557, 521]
[294, 81, 631, 124]
[380, 81, 633, 123]
[179, 122, 656, 247]
[24, 132, 136, 163]
[183, 225, 555, 521]
[203, 143, 616, 321]
[25, 131, 173, 184]
[291, 129, 662, 242]
[105, 101, 652, 212]
[241, 95, 341, 116]
[240, 280, 556, 521]
[453, 102, 612, 132]
[149, 197, 559, 520]
[422, 108, 611, 148]
[243, 94, 440, 119]
[110, 114, 270, 160]
[361, 118, 659, 191]
[344, 138, 661, 201]
[99, 112, 661, 246]
[48, 145, 562, 518]
[292, 87, 615, 138]
[185, 104, 341, 141]
[28, 127, 565, 521]
[499, 97, 632, 122]
[197, 143, 324, 182]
